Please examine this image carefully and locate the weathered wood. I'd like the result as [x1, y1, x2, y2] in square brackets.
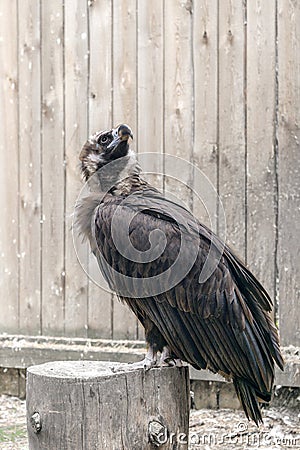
[87, 0, 113, 339]
[246, 0, 277, 307]
[190, 346, 300, 387]
[0, 0, 19, 334]
[26, 361, 190, 450]
[18, 0, 42, 335]
[0, 0, 299, 355]
[64, 0, 89, 337]
[0, 335, 145, 369]
[1, 335, 299, 387]
[137, 0, 164, 156]
[164, 0, 194, 211]
[191, 379, 241, 411]
[88, 0, 112, 131]
[112, 0, 137, 133]
[137, 0, 164, 179]
[0, 368, 26, 398]
[218, 0, 246, 258]
[112, 0, 138, 340]
[137, 0, 164, 339]
[40, 1, 65, 335]
[277, 0, 300, 346]
[193, 0, 218, 230]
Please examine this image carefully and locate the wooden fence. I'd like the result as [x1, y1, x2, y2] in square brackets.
[0, 0, 299, 352]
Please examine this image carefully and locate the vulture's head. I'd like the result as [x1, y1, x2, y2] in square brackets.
[80, 124, 133, 181]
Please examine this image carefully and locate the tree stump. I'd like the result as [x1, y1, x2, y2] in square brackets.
[26, 361, 190, 450]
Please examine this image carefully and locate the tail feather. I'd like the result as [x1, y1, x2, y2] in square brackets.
[233, 378, 268, 425]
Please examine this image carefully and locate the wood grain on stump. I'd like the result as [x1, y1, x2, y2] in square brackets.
[26, 361, 190, 450]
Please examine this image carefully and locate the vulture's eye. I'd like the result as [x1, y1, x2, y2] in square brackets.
[99, 135, 109, 144]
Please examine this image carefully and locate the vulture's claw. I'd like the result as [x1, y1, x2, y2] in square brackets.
[159, 346, 183, 367]
[128, 346, 158, 371]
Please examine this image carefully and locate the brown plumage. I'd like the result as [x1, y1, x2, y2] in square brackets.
[76, 124, 284, 424]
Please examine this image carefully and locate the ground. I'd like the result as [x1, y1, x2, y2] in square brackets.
[0, 396, 26, 450]
[0, 395, 299, 449]
[189, 407, 300, 449]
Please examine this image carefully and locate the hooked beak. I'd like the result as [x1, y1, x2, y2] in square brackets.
[107, 124, 133, 150]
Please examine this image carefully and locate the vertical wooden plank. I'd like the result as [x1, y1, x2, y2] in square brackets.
[137, 0, 163, 184]
[0, 1, 19, 333]
[112, 0, 138, 340]
[277, 0, 300, 346]
[164, 0, 193, 210]
[137, 0, 163, 340]
[113, 0, 137, 139]
[246, 1, 276, 304]
[89, 0, 112, 132]
[87, 0, 113, 338]
[41, 1, 65, 335]
[218, 0, 246, 259]
[64, 0, 89, 337]
[193, 0, 218, 230]
[18, 0, 41, 335]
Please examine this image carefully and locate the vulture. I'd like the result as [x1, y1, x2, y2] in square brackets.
[76, 123, 284, 425]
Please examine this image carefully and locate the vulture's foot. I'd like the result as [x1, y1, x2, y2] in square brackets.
[159, 346, 183, 367]
[129, 346, 183, 370]
[129, 346, 158, 370]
